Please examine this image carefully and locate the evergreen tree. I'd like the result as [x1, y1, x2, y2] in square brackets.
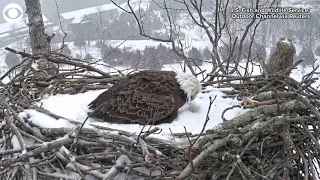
[219, 41, 266, 63]
[117, 47, 132, 66]
[5, 53, 20, 69]
[250, 41, 266, 62]
[61, 45, 71, 56]
[315, 46, 320, 56]
[298, 47, 316, 66]
[101, 45, 122, 66]
[73, 35, 86, 47]
[155, 44, 172, 64]
[188, 47, 203, 66]
[140, 46, 163, 70]
[129, 50, 142, 68]
[202, 47, 212, 60]
[84, 53, 94, 62]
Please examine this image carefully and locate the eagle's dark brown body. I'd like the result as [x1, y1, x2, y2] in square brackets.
[265, 39, 296, 76]
[88, 70, 187, 125]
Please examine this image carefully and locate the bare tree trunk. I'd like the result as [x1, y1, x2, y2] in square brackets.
[25, 0, 57, 76]
[25, 0, 49, 54]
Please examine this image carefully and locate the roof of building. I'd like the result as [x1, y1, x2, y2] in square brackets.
[60, 0, 148, 24]
[0, 14, 52, 36]
[60, 3, 124, 24]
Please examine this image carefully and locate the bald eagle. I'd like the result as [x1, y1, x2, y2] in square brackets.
[265, 38, 296, 76]
[87, 70, 201, 125]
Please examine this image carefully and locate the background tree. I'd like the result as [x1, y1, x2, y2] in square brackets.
[101, 45, 122, 66]
[61, 45, 71, 56]
[188, 47, 203, 67]
[315, 46, 320, 56]
[128, 50, 142, 68]
[155, 44, 170, 65]
[202, 47, 212, 60]
[25, 0, 50, 54]
[219, 40, 266, 64]
[84, 53, 94, 62]
[5, 53, 20, 69]
[25, 0, 57, 75]
[110, 0, 273, 76]
[140, 46, 163, 70]
[297, 47, 316, 66]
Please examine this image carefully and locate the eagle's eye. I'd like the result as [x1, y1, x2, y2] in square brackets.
[191, 95, 196, 101]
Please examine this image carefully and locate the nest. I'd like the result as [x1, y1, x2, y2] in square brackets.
[1, 48, 320, 180]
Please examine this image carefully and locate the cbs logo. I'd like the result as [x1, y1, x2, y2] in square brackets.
[3, 3, 23, 23]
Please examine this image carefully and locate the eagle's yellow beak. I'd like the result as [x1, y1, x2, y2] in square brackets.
[191, 95, 196, 101]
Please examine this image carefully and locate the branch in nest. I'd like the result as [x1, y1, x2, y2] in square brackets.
[5, 47, 31, 58]
[242, 97, 289, 109]
[242, 97, 260, 108]
[4, 114, 33, 180]
[251, 91, 295, 101]
[0, 135, 73, 168]
[222, 100, 307, 129]
[273, 59, 304, 76]
[176, 134, 234, 179]
[198, 99, 308, 148]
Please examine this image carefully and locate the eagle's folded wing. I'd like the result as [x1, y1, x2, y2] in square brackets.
[93, 90, 177, 125]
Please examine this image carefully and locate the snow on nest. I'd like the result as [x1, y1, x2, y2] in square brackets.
[19, 86, 247, 142]
[16, 60, 320, 141]
[280, 38, 293, 44]
[14, 55, 320, 142]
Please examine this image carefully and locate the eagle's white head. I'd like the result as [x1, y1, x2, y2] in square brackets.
[175, 72, 202, 101]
